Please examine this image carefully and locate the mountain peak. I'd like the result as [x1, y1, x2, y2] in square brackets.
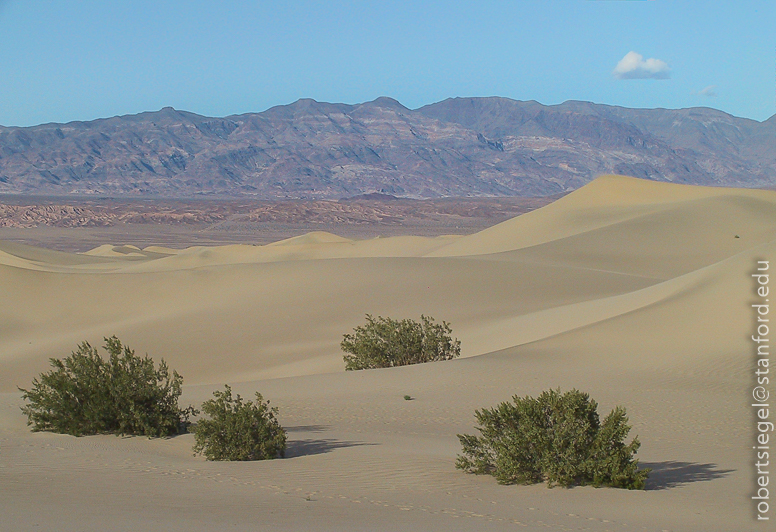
[264, 98, 354, 118]
[362, 96, 409, 111]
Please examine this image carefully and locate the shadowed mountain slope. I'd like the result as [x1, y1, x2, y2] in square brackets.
[1, 97, 774, 198]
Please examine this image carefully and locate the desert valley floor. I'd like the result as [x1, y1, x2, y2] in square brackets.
[1, 175, 774, 531]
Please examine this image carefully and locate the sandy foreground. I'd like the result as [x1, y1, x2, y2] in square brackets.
[1, 174, 774, 531]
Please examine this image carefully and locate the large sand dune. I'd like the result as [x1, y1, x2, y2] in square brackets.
[1, 175, 774, 531]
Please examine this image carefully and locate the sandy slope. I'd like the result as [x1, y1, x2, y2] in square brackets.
[1, 175, 774, 531]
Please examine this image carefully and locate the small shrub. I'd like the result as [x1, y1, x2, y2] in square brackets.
[192, 385, 286, 461]
[342, 314, 461, 371]
[403, 395, 413, 401]
[18, 336, 195, 437]
[456, 388, 650, 489]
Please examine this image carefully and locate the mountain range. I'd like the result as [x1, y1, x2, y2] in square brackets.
[1, 96, 774, 198]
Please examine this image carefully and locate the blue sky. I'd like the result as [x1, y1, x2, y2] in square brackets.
[1, 1, 774, 126]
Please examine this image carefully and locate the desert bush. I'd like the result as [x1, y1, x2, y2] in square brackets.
[456, 388, 650, 489]
[19, 336, 195, 437]
[342, 314, 461, 370]
[192, 385, 286, 461]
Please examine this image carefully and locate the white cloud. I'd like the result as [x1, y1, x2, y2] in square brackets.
[697, 85, 717, 97]
[613, 51, 671, 80]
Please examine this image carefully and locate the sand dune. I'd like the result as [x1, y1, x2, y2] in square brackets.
[2, 175, 774, 531]
[428, 174, 775, 259]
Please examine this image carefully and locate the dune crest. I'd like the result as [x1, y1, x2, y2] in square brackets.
[427, 174, 776, 257]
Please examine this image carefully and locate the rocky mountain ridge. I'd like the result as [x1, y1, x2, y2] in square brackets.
[1, 97, 773, 198]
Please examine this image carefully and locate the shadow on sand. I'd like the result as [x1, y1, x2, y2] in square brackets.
[283, 424, 331, 434]
[282, 425, 377, 458]
[641, 461, 735, 490]
[285, 438, 378, 458]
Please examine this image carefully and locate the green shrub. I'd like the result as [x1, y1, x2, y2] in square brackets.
[342, 314, 461, 371]
[18, 336, 195, 437]
[456, 388, 650, 489]
[192, 385, 286, 461]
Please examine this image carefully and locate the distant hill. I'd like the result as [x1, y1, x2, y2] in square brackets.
[1, 97, 774, 198]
